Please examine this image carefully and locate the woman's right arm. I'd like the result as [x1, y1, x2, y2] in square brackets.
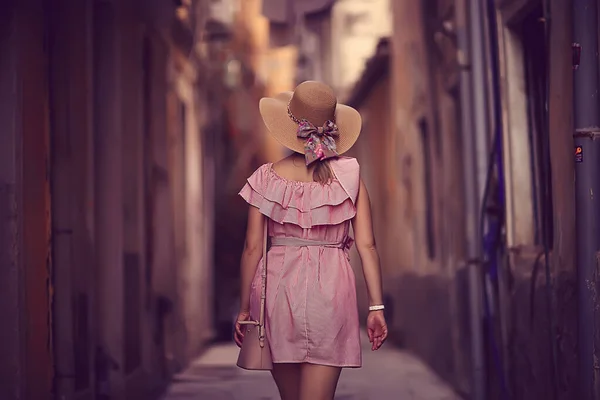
[235, 205, 265, 347]
[239, 205, 266, 313]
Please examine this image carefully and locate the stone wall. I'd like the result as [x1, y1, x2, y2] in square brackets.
[345, 0, 579, 398]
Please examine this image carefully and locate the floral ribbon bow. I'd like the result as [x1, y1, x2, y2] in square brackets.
[296, 119, 340, 166]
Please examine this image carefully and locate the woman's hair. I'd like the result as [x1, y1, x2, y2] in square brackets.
[313, 160, 334, 184]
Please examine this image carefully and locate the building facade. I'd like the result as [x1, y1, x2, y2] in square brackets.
[0, 0, 217, 399]
[171, 0, 583, 398]
[344, 0, 578, 399]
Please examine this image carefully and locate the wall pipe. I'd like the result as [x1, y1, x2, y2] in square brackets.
[573, 0, 600, 399]
[541, 0, 560, 396]
[481, 0, 510, 396]
[455, 0, 487, 399]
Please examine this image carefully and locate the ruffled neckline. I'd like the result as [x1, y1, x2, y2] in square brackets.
[238, 159, 360, 229]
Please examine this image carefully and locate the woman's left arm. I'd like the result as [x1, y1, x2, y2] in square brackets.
[351, 179, 388, 350]
[352, 179, 384, 307]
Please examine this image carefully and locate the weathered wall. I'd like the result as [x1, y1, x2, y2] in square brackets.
[21, 1, 55, 397]
[167, 49, 215, 361]
[348, 0, 579, 398]
[0, 1, 54, 398]
[47, 0, 97, 397]
[424, 1, 471, 393]
[345, 8, 471, 391]
[144, 26, 180, 382]
[0, 5, 24, 398]
[0, 1, 217, 399]
[498, 0, 578, 399]
[547, 0, 578, 397]
[93, 2, 127, 397]
[21, 12, 54, 399]
[384, 0, 466, 390]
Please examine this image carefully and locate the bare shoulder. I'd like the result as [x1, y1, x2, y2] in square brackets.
[272, 156, 295, 170]
[338, 155, 359, 162]
[271, 155, 315, 182]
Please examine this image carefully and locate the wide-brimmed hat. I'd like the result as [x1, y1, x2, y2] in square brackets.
[259, 81, 362, 163]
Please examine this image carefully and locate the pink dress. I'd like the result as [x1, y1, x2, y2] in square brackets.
[239, 157, 362, 368]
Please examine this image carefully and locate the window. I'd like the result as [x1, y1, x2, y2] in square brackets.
[501, 2, 554, 248]
[520, 5, 554, 248]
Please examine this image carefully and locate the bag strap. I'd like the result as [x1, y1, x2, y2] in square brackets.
[258, 218, 268, 347]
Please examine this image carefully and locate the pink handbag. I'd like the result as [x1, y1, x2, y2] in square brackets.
[236, 222, 273, 370]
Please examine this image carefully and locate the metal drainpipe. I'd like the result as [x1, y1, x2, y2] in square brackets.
[455, 0, 487, 398]
[573, 0, 600, 399]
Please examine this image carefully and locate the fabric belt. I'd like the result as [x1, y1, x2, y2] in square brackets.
[270, 236, 353, 251]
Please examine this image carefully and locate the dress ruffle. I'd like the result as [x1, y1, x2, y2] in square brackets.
[239, 159, 359, 229]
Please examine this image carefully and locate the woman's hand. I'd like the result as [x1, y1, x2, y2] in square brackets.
[234, 310, 251, 348]
[366, 310, 388, 351]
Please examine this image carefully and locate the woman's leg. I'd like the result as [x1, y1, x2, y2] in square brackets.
[299, 364, 342, 400]
[271, 363, 302, 400]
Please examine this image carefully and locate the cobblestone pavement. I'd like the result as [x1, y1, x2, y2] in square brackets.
[161, 331, 461, 400]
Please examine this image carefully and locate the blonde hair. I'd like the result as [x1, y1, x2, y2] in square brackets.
[313, 160, 334, 184]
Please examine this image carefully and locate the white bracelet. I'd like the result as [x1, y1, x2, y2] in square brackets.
[369, 305, 385, 311]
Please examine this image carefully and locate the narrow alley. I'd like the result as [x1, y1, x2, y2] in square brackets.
[0, 0, 590, 399]
[162, 332, 460, 400]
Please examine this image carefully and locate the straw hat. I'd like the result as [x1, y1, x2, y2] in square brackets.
[259, 81, 362, 161]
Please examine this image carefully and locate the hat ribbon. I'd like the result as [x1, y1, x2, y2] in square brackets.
[296, 119, 339, 166]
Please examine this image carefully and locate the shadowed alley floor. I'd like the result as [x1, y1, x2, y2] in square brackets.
[160, 331, 461, 400]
